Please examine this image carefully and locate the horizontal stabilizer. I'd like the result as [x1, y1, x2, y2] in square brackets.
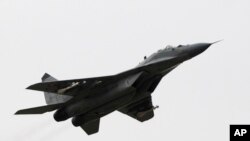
[15, 103, 64, 115]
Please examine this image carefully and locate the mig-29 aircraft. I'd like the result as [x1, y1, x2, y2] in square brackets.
[16, 42, 219, 135]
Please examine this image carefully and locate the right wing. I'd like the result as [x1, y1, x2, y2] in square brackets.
[80, 119, 100, 135]
[27, 75, 115, 96]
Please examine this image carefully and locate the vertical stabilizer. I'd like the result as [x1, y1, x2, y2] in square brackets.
[42, 73, 72, 105]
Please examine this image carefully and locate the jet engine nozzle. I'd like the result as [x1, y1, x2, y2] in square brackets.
[54, 109, 70, 122]
[72, 116, 86, 127]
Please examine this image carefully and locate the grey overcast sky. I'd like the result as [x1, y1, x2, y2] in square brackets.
[0, 0, 250, 141]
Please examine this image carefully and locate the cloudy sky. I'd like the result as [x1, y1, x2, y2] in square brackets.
[0, 0, 250, 141]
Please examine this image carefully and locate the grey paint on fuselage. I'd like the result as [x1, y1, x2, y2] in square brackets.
[16, 42, 215, 135]
[53, 43, 212, 124]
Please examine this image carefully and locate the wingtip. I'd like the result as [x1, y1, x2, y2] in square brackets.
[26, 83, 40, 90]
[15, 111, 22, 115]
[26, 84, 34, 90]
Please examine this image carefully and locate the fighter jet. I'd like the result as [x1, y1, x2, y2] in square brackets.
[15, 42, 218, 135]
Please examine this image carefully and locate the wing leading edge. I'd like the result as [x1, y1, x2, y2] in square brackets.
[27, 75, 115, 96]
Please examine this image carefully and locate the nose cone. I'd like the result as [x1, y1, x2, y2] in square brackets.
[188, 43, 212, 58]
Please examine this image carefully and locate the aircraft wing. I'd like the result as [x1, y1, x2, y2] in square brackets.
[80, 119, 100, 135]
[27, 75, 116, 96]
[118, 96, 155, 122]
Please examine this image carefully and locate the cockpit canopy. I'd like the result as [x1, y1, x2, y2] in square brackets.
[157, 44, 187, 52]
[157, 45, 176, 52]
[138, 44, 187, 66]
[165, 45, 174, 49]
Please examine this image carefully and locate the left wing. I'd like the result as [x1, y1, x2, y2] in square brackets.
[80, 119, 100, 135]
[27, 75, 116, 96]
[118, 96, 157, 122]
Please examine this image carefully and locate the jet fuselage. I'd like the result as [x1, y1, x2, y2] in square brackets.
[16, 42, 215, 135]
[53, 43, 212, 126]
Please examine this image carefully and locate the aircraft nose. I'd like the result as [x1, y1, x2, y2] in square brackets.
[188, 43, 212, 58]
